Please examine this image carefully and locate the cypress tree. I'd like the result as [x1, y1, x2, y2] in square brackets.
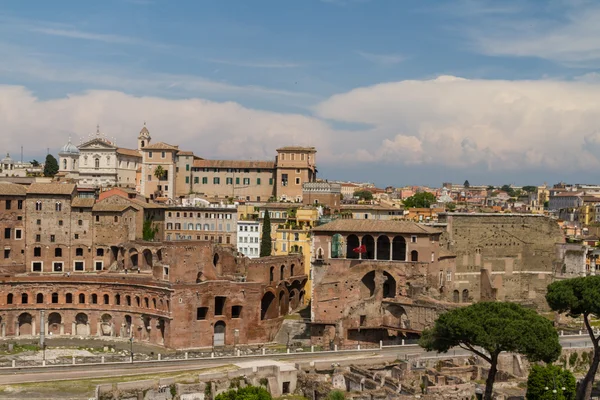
[260, 211, 272, 257]
[43, 154, 59, 177]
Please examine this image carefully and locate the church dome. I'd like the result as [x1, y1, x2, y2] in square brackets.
[59, 137, 80, 156]
[1, 153, 13, 165]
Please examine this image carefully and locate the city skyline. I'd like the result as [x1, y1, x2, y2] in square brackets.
[2, 1, 600, 186]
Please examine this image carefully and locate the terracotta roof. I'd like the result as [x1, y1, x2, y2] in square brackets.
[177, 151, 195, 156]
[313, 219, 442, 235]
[340, 204, 401, 211]
[276, 146, 316, 152]
[92, 203, 137, 212]
[71, 197, 95, 208]
[142, 142, 179, 151]
[128, 197, 165, 209]
[193, 159, 275, 169]
[116, 148, 142, 158]
[27, 183, 76, 196]
[0, 183, 27, 196]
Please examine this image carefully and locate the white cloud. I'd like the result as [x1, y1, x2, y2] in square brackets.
[207, 59, 303, 69]
[356, 51, 406, 66]
[30, 27, 138, 45]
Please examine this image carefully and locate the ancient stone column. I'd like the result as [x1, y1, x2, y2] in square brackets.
[59, 323, 64, 335]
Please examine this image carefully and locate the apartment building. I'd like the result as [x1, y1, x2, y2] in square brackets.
[165, 205, 237, 245]
[237, 220, 261, 258]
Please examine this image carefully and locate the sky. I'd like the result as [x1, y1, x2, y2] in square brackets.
[2, 0, 600, 187]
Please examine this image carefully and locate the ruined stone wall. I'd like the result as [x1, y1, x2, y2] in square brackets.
[438, 213, 564, 308]
[0, 194, 25, 273]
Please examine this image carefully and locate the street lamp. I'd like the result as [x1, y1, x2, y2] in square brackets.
[545, 371, 567, 400]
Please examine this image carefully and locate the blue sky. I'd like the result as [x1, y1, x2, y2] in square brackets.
[2, 0, 600, 187]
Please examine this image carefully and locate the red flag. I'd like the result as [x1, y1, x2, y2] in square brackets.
[353, 245, 366, 254]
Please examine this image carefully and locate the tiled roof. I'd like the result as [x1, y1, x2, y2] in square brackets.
[193, 159, 275, 169]
[313, 219, 442, 235]
[116, 148, 142, 158]
[27, 183, 76, 195]
[276, 146, 316, 152]
[92, 203, 136, 212]
[143, 142, 179, 150]
[177, 150, 195, 156]
[340, 204, 401, 211]
[71, 197, 96, 208]
[0, 183, 27, 196]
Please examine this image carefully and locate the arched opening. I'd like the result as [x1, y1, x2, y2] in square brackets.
[79, 293, 85, 304]
[129, 248, 138, 269]
[126, 295, 131, 306]
[383, 271, 397, 298]
[75, 313, 89, 335]
[392, 236, 406, 261]
[48, 312, 62, 335]
[213, 253, 222, 275]
[361, 235, 375, 259]
[66, 293, 73, 303]
[299, 290, 305, 305]
[279, 290, 288, 316]
[52, 292, 58, 304]
[360, 271, 376, 297]
[144, 297, 149, 308]
[91, 294, 98, 304]
[269, 266, 274, 282]
[110, 246, 119, 265]
[289, 289, 299, 312]
[462, 289, 469, 303]
[158, 318, 166, 344]
[346, 234, 360, 259]
[103, 294, 109, 304]
[152, 298, 157, 309]
[376, 236, 390, 260]
[260, 292, 277, 320]
[331, 233, 343, 258]
[410, 250, 419, 262]
[36, 293, 44, 304]
[157, 249, 163, 262]
[453, 290, 460, 303]
[280, 265, 285, 280]
[383, 304, 409, 329]
[100, 314, 112, 336]
[115, 294, 121, 305]
[124, 315, 132, 337]
[7, 293, 13, 304]
[21, 293, 28, 304]
[290, 264, 295, 277]
[214, 321, 226, 346]
[136, 296, 141, 307]
[142, 249, 152, 268]
[18, 313, 33, 336]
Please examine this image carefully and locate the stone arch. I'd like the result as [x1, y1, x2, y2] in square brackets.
[361, 235, 375, 260]
[36, 293, 44, 304]
[290, 264, 295, 277]
[383, 304, 409, 329]
[346, 234, 360, 259]
[214, 321, 226, 346]
[103, 294, 109, 305]
[279, 289, 289, 316]
[462, 289, 469, 303]
[18, 313, 33, 336]
[75, 313, 89, 335]
[280, 265, 285, 280]
[383, 271, 397, 298]
[79, 293, 85, 304]
[129, 248, 139, 269]
[376, 236, 390, 260]
[48, 312, 62, 335]
[157, 318, 166, 344]
[91, 293, 98, 304]
[213, 253, 222, 275]
[299, 290, 305, 305]
[100, 314, 112, 336]
[453, 290, 459, 303]
[269, 266, 275, 282]
[392, 236, 406, 261]
[260, 291, 277, 320]
[66, 293, 73, 303]
[289, 289, 300, 312]
[110, 246, 119, 265]
[7, 293, 13, 304]
[156, 249, 163, 262]
[142, 249, 152, 269]
[410, 250, 419, 262]
[21, 293, 28, 304]
[361, 271, 376, 297]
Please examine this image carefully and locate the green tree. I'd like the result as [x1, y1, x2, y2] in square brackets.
[522, 186, 538, 194]
[487, 185, 495, 191]
[30, 159, 40, 167]
[142, 218, 159, 241]
[526, 364, 575, 400]
[419, 302, 561, 400]
[463, 180, 470, 188]
[354, 190, 373, 201]
[43, 154, 59, 177]
[215, 385, 272, 400]
[546, 276, 600, 400]
[403, 192, 437, 208]
[446, 203, 456, 212]
[327, 390, 346, 400]
[154, 165, 166, 180]
[500, 184, 517, 197]
[260, 211, 272, 257]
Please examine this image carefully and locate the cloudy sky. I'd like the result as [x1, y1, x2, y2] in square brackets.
[2, 0, 600, 187]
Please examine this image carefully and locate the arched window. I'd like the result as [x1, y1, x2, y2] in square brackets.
[280, 265, 285, 280]
[55, 202, 62, 211]
[7, 293, 13, 304]
[79, 293, 85, 304]
[63, 159, 67, 170]
[115, 294, 121, 305]
[35, 201, 42, 211]
[51, 292, 58, 304]
[36, 293, 44, 304]
[126, 295, 131, 306]
[95, 158, 100, 169]
[290, 264, 295, 277]
[21, 293, 28, 304]
[103, 294, 109, 304]
[269, 266, 274, 282]
[66, 293, 73, 303]
[411, 250, 419, 262]
[91, 294, 98, 304]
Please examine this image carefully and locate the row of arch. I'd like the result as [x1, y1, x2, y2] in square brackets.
[330, 234, 413, 261]
[453, 289, 470, 303]
[6, 292, 170, 313]
[268, 263, 298, 282]
[261, 282, 306, 320]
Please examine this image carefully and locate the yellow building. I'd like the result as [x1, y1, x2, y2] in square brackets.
[273, 207, 319, 304]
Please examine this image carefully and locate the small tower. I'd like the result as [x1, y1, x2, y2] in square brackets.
[58, 136, 80, 174]
[138, 122, 151, 151]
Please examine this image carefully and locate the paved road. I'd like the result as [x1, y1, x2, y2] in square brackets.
[0, 335, 592, 385]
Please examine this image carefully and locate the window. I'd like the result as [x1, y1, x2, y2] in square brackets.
[95, 261, 103, 271]
[5, 200, 11, 210]
[97, 248, 104, 257]
[66, 293, 73, 303]
[257, 178, 261, 185]
[50, 235, 55, 243]
[74, 261, 84, 271]
[147, 175, 152, 181]
[213, 177, 220, 184]
[36, 293, 44, 304]
[269, 178, 273, 185]
[3, 249, 10, 259]
[35, 234, 41, 242]
[75, 248, 83, 257]
[295, 177, 300, 185]
[144, 297, 149, 308]
[126, 295, 131, 306]
[17, 200, 22, 210]
[446, 270, 452, 282]
[78, 219, 83, 226]
[55, 202, 62, 212]
[226, 177, 233, 185]
[281, 174, 288, 186]
[104, 294, 109, 304]
[91, 294, 98, 304]
[215, 296, 226, 316]
[411, 236, 417, 243]
[95, 215, 100, 222]
[54, 248, 62, 257]
[161, 151, 166, 158]
[52, 293, 58, 304]
[243, 178, 250, 185]
[15, 229, 22, 239]
[7, 293, 13, 304]
[58, 220, 63, 226]
[202, 177, 208, 184]
[115, 294, 121, 305]
[4, 228, 10, 239]
[36, 219, 41, 225]
[74, 234, 79, 240]
[296, 168, 300, 174]
[34, 247, 41, 257]
[148, 151, 153, 158]
[53, 262, 63, 272]
[35, 201, 42, 211]
[194, 177, 199, 184]
[79, 293, 85, 303]
[21, 293, 28, 304]
[186, 164, 190, 171]
[232, 305, 242, 318]
[95, 158, 100, 168]
[32, 262, 42, 272]
[236, 177, 240, 184]
[196, 307, 208, 320]
[114, 216, 119, 223]
[185, 176, 189, 184]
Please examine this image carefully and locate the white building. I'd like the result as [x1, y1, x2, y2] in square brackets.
[58, 125, 142, 188]
[237, 220, 261, 258]
[1, 153, 43, 177]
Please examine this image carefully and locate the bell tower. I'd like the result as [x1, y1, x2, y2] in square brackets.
[138, 122, 151, 151]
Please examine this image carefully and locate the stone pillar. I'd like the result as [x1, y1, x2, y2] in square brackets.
[389, 236, 393, 261]
[1, 323, 5, 337]
[15, 321, 19, 337]
[374, 239, 378, 260]
[72, 321, 76, 335]
[358, 236, 363, 260]
[31, 317, 36, 336]
[45, 322, 49, 338]
[86, 322, 90, 336]
[60, 323, 64, 335]
[97, 322, 102, 337]
[110, 323, 115, 337]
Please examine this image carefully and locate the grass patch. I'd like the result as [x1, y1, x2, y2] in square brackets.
[0, 364, 237, 399]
